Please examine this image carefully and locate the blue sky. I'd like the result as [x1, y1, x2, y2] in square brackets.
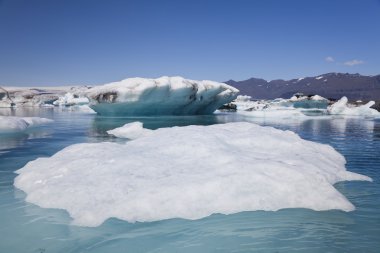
[0, 0, 379, 86]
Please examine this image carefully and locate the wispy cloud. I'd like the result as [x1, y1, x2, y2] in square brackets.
[325, 56, 334, 62]
[344, 59, 364, 66]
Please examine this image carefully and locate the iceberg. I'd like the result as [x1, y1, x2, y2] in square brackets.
[0, 86, 92, 107]
[232, 94, 330, 115]
[53, 92, 89, 106]
[289, 94, 329, 109]
[14, 122, 371, 227]
[0, 116, 53, 133]
[327, 97, 380, 117]
[107, 122, 152, 139]
[86, 76, 239, 116]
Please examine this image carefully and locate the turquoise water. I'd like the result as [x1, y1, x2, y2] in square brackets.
[0, 108, 379, 253]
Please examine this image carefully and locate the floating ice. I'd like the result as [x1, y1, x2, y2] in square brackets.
[288, 95, 329, 109]
[239, 108, 307, 118]
[86, 76, 239, 116]
[327, 97, 380, 117]
[0, 86, 92, 107]
[53, 93, 89, 106]
[0, 116, 53, 133]
[107, 122, 152, 139]
[233, 94, 329, 114]
[14, 122, 371, 227]
[235, 95, 252, 102]
[310, 95, 328, 101]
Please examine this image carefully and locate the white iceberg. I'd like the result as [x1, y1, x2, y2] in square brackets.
[0, 116, 53, 133]
[311, 95, 328, 101]
[107, 122, 152, 139]
[86, 76, 239, 116]
[0, 86, 92, 107]
[53, 92, 89, 106]
[14, 122, 371, 227]
[233, 94, 329, 114]
[235, 95, 252, 102]
[327, 97, 380, 117]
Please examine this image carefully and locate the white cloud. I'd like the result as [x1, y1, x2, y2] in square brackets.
[344, 59, 364, 66]
[325, 56, 334, 62]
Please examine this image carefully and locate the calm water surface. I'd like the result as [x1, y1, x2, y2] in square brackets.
[0, 108, 379, 253]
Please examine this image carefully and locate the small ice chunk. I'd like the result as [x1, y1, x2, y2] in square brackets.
[311, 95, 328, 101]
[235, 95, 251, 102]
[327, 97, 380, 117]
[107, 122, 152, 139]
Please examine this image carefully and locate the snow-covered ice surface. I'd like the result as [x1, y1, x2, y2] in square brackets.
[0, 116, 53, 133]
[86, 76, 239, 116]
[14, 122, 371, 227]
[327, 97, 380, 117]
[107, 122, 152, 139]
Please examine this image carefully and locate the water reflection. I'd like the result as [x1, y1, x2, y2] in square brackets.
[0, 107, 55, 118]
[89, 114, 237, 138]
[0, 130, 53, 153]
[9, 186, 362, 253]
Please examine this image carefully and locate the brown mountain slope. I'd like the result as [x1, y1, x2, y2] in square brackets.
[226, 73, 380, 100]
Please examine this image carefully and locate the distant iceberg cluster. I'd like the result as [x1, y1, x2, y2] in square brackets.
[0, 86, 97, 116]
[52, 92, 89, 106]
[231, 94, 379, 118]
[14, 122, 371, 227]
[85, 76, 239, 116]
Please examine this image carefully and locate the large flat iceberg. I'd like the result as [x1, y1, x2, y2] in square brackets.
[85, 76, 239, 116]
[14, 122, 371, 227]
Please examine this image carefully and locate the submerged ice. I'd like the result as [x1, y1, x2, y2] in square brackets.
[86, 76, 239, 116]
[14, 122, 371, 227]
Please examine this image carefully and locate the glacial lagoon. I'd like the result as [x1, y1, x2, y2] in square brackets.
[0, 107, 379, 252]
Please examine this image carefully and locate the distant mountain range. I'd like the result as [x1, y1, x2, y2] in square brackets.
[225, 73, 380, 100]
